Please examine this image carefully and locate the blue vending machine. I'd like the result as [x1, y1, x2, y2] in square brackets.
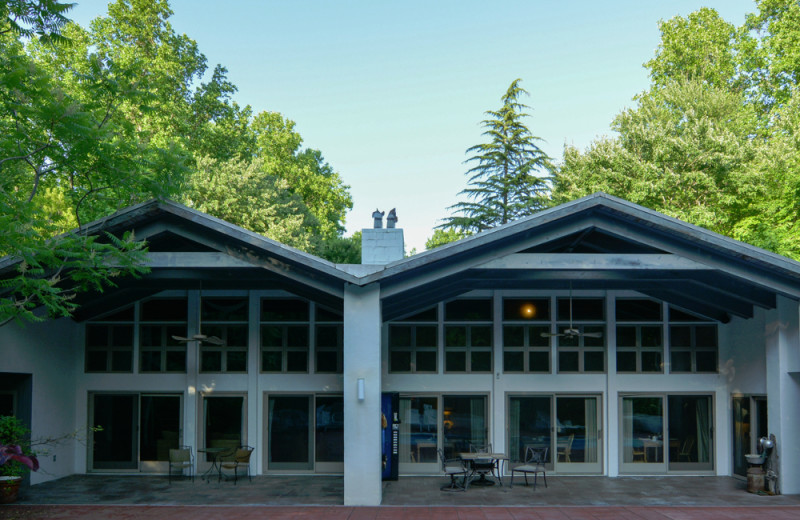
[381, 392, 400, 480]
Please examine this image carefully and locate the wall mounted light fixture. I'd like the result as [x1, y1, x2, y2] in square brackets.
[357, 378, 365, 401]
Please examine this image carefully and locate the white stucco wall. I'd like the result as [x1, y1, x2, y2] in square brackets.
[343, 283, 382, 505]
[765, 295, 800, 494]
[1, 317, 79, 484]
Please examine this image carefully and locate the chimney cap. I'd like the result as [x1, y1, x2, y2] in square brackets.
[387, 208, 398, 228]
[372, 209, 385, 228]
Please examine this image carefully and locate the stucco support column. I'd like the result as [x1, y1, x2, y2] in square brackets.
[765, 295, 800, 494]
[343, 283, 382, 505]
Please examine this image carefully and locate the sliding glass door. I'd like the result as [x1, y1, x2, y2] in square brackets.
[265, 394, 343, 472]
[508, 394, 602, 474]
[398, 394, 488, 474]
[555, 396, 601, 473]
[90, 393, 182, 471]
[619, 393, 714, 473]
[620, 396, 665, 473]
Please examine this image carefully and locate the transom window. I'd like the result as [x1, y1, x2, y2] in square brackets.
[669, 307, 717, 373]
[260, 298, 310, 373]
[139, 298, 188, 372]
[85, 306, 134, 372]
[389, 307, 438, 373]
[503, 298, 550, 373]
[315, 306, 343, 373]
[556, 297, 605, 373]
[200, 297, 248, 373]
[444, 299, 492, 373]
[616, 299, 663, 373]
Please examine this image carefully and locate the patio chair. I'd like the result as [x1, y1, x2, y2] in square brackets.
[557, 434, 574, 462]
[678, 438, 695, 462]
[468, 443, 497, 479]
[510, 446, 547, 489]
[219, 445, 254, 484]
[438, 448, 470, 492]
[168, 446, 194, 484]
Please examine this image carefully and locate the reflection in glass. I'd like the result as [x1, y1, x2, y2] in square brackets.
[398, 397, 438, 464]
[622, 397, 663, 464]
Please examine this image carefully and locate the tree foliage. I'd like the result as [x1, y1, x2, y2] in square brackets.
[425, 229, 470, 250]
[442, 79, 552, 233]
[552, 0, 800, 260]
[0, 0, 355, 326]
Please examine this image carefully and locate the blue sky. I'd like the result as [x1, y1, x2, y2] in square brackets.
[70, 0, 755, 253]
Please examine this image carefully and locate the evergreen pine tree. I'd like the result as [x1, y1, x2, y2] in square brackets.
[442, 79, 552, 233]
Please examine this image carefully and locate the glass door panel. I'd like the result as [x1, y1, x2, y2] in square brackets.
[91, 394, 138, 470]
[140, 395, 181, 462]
[508, 396, 552, 464]
[398, 396, 438, 473]
[732, 397, 750, 477]
[268, 395, 312, 470]
[139, 395, 181, 472]
[621, 396, 665, 473]
[668, 395, 713, 471]
[204, 396, 244, 459]
[555, 396, 601, 473]
[442, 395, 487, 460]
[314, 395, 343, 473]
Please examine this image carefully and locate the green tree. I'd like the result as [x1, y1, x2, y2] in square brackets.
[555, 79, 766, 236]
[553, 1, 800, 260]
[317, 232, 362, 264]
[183, 156, 320, 252]
[0, 1, 153, 326]
[646, 8, 738, 90]
[250, 111, 352, 242]
[442, 79, 552, 233]
[425, 229, 470, 250]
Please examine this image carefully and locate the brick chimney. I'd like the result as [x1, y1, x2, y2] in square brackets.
[361, 208, 404, 264]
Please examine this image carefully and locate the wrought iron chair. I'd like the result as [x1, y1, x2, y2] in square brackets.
[469, 443, 496, 474]
[510, 446, 547, 489]
[438, 448, 470, 491]
[168, 445, 194, 484]
[219, 445, 254, 484]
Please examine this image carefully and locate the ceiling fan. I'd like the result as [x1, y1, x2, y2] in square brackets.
[171, 333, 225, 345]
[540, 282, 603, 339]
[171, 285, 225, 345]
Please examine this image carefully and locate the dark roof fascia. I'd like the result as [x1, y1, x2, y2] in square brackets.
[0, 199, 361, 287]
[359, 192, 800, 294]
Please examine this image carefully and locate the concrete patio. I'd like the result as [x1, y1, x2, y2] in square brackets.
[4, 475, 800, 520]
[9, 474, 800, 507]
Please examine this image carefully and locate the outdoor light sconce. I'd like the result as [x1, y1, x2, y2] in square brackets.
[357, 378, 365, 401]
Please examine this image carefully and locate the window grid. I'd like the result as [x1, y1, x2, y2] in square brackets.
[616, 324, 663, 373]
[556, 297, 605, 373]
[315, 307, 343, 374]
[260, 298, 310, 373]
[85, 322, 134, 373]
[139, 298, 188, 373]
[444, 323, 493, 373]
[388, 323, 438, 373]
[669, 324, 718, 373]
[200, 297, 249, 373]
[502, 324, 551, 373]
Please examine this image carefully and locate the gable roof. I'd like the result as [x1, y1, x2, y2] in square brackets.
[370, 193, 800, 322]
[5, 193, 800, 323]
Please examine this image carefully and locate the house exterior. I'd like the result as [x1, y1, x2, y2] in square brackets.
[2, 192, 800, 505]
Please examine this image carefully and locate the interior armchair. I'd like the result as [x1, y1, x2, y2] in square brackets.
[219, 445, 254, 484]
[168, 445, 194, 484]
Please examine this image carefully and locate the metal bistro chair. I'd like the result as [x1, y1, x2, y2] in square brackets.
[219, 445, 254, 484]
[438, 448, 470, 492]
[469, 443, 498, 483]
[510, 446, 548, 489]
[168, 445, 194, 484]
